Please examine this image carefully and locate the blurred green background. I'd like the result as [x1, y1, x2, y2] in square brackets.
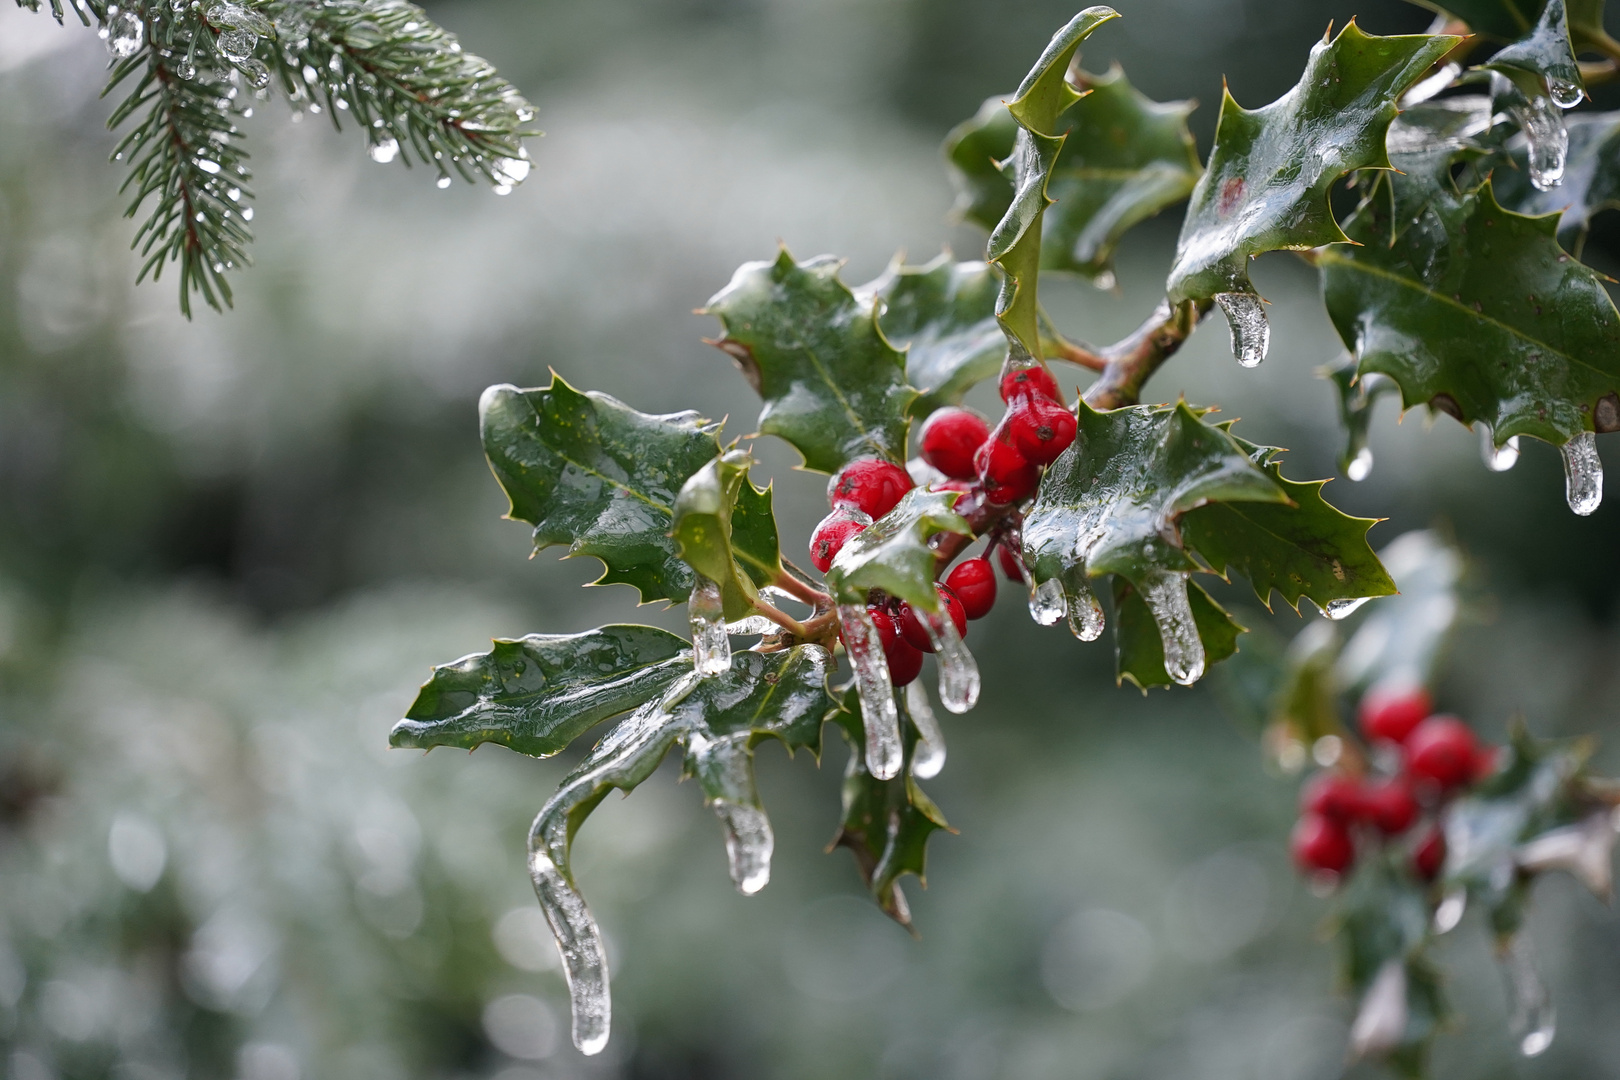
[4, 1, 1620, 1078]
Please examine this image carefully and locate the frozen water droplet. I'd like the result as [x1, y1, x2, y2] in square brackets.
[1502, 934, 1556, 1057]
[1433, 887, 1467, 934]
[241, 207, 253, 221]
[436, 175, 452, 189]
[1561, 431, 1602, 514]
[905, 683, 946, 780]
[493, 156, 531, 187]
[1027, 577, 1066, 626]
[723, 615, 776, 636]
[195, 158, 222, 175]
[527, 847, 610, 1055]
[920, 603, 980, 714]
[238, 58, 270, 89]
[1061, 566, 1104, 641]
[1548, 77, 1584, 109]
[175, 55, 196, 79]
[1347, 445, 1373, 482]
[1140, 569, 1205, 685]
[216, 28, 257, 65]
[712, 802, 772, 895]
[368, 137, 399, 164]
[1322, 596, 1374, 620]
[688, 575, 731, 677]
[1092, 269, 1116, 291]
[1515, 95, 1569, 190]
[1214, 292, 1269, 368]
[1349, 959, 1408, 1059]
[1480, 426, 1520, 471]
[836, 604, 901, 781]
[493, 184, 513, 196]
[105, 9, 145, 57]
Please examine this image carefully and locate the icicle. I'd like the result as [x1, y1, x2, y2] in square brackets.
[103, 9, 145, 57]
[689, 574, 732, 676]
[1027, 576, 1067, 626]
[1139, 570, 1205, 686]
[712, 802, 773, 895]
[1214, 292, 1270, 368]
[920, 604, 981, 714]
[836, 604, 902, 781]
[1349, 959, 1409, 1059]
[1501, 934, 1556, 1057]
[905, 683, 946, 780]
[1513, 94, 1569, 190]
[1561, 431, 1602, 515]
[1347, 445, 1373, 482]
[1433, 887, 1467, 934]
[1480, 426, 1520, 472]
[1548, 76, 1584, 110]
[528, 841, 610, 1055]
[1061, 565, 1105, 641]
[369, 137, 400, 164]
[1319, 596, 1374, 620]
[1515, 811, 1616, 900]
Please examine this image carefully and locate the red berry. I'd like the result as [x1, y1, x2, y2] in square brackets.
[1404, 716, 1479, 791]
[869, 607, 923, 687]
[828, 458, 913, 519]
[1359, 778, 1420, 835]
[808, 510, 868, 573]
[974, 439, 1040, 505]
[899, 584, 968, 652]
[1292, 814, 1355, 875]
[999, 365, 1062, 404]
[1472, 744, 1501, 782]
[945, 558, 997, 619]
[920, 408, 991, 480]
[1359, 684, 1433, 745]
[1412, 825, 1446, 881]
[1006, 397, 1077, 466]
[995, 541, 1027, 582]
[1301, 772, 1363, 821]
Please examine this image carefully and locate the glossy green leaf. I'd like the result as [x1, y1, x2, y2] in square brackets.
[390, 625, 691, 757]
[1323, 351, 1400, 479]
[1411, 0, 1586, 94]
[826, 488, 972, 611]
[672, 449, 783, 622]
[1495, 110, 1620, 252]
[943, 65, 1200, 286]
[1112, 577, 1244, 691]
[1484, 0, 1582, 98]
[480, 378, 721, 605]
[866, 255, 1005, 416]
[1166, 24, 1456, 304]
[705, 250, 917, 474]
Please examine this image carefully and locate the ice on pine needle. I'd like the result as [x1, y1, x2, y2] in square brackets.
[688, 574, 731, 676]
[836, 604, 902, 781]
[1061, 565, 1105, 641]
[920, 603, 980, 714]
[1027, 576, 1067, 626]
[369, 137, 400, 164]
[1560, 431, 1602, 515]
[1480, 426, 1520, 472]
[102, 9, 145, 58]
[1349, 959, 1408, 1059]
[1214, 292, 1269, 368]
[1140, 569, 1205, 686]
[1502, 933, 1556, 1057]
[905, 683, 946, 780]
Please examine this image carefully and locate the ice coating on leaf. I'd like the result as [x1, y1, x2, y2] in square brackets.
[1349, 959, 1408, 1059]
[1501, 934, 1556, 1057]
[920, 606, 981, 714]
[712, 801, 773, 895]
[1433, 887, 1467, 934]
[1139, 569, 1204, 686]
[1062, 565, 1105, 641]
[837, 604, 902, 781]
[905, 683, 946, 780]
[1481, 427, 1521, 472]
[1561, 431, 1602, 515]
[1515, 810, 1617, 900]
[1215, 292, 1269, 368]
[689, 575, 731, 677]
[723, 615, 777, 636]
[1028, 576, 1067, 626]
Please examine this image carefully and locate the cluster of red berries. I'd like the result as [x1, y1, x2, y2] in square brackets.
[1290, 686, 1498, 883]
[805, 365, 1079, 683]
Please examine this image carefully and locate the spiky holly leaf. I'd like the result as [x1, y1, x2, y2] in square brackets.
[1166, 24, 1455, 304]
[1410, 0, 1584, 96]
[828, 687, 950, 927]
[1320, 163, 1620, 446]
[943, 65, 1199, 287]
[827, 488, 972, 611]
[1495, 110, 1620, 252]
[1335, 529, 1464, 694]
[705, 250, 916, 474]
[480, 378, 722, 605]
[1112, 577, 1244, 691]
[672, 449, 782, 622]
[390, 625, 691, 757]
[864, 256, 1005, 416]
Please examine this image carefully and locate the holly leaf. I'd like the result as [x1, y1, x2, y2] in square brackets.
[480, 378, 722, 605]
[1495, 110, 1620, 253]
[1323, 351, 1400, 479]
[1166, 24, 1456, 305]
[704, 249, 916, 474]
[1112, 577, 1244, 691]
[864, 255, 1005, 416]
[943, 65, 1200, 287]
[672, 448, 783, 622]
[390, 625, 691, 757]
[827, 487, 972, 611]
[1411, 0, 1583, 97]
[1484, 0, 1583, 100]
[1335, 529, 1464, 694]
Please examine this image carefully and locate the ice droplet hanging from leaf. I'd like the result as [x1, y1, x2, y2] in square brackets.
[920, 605, 980, 714]
[1480, 427, 1520, 472]
[689, 574, 732, 676]
[1561, 431, 1602, 515]
[1027, 576, 1067, 626]
[905, 683, 946, 780]
[1502, 934, 1556, 1057]
[1139, 569, 1205, 686]
[836, 604, 902, 781]
[1061, 564, 1105, 641]
[713, 802, 773, 896]
[1215, 293, 1269, 368]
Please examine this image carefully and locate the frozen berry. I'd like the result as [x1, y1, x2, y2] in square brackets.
[899, 584, 968, 652]
[1301, 772, 1363, 821]
[869, 607, 923, 687]
[1358, 684, 1433, 745]
[1292, 813, 1355, 875]
[808, 509, 868, 573]
[1404, 716, 1479, 791]
[975, 439, 1040, 505]
[1412, 825, 1446, 881]
[1006, 396, 1077, 466]
[999, 364, 1063, 404]
[995, 541, 1027, 582]
[920, 407, 991, 480]
[828, 458, 913, 519]
[945, 557, 997, 620]
[1359, 778, 1420, 835]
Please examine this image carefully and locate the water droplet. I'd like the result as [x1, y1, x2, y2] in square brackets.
[239, 59, 270, 89]
[175, 55, 196, 79]
[712, 802, 772, 895]
[688, 575, 731, 677]
[216, 28, 256, 64]
[493, 155, 531, 188]
[1514, 94, 1569, 190]
[1433, 887, 1467, 933]
[1349, 959, 1408, 1059]
[1061, 566, 1105, 641]
[1028, 577, 1067, 626]
[1548, 77, 1584, 110]
[368, 137, 399, 164]
[1322, 596, 1374, 620]
[1560, 431, 1602, 515]
[1480, 426, 1520, 471]
[919, 602, 980, 714]
[436, 175, 452, 189]
[1092, 269, 1116, 291]
[1347, 445, 1373, 482]
[241, 207, 253, 221]
[1214, 292, 1269, 368]
[1140, 569, 1205, 686]
[194, 158, 222, 175]
[1312, 734, 1343, 767]
[493, 183, 513, 196]
[302, 63, 319, 84]
[1501, 934, 1556, 1057]
[836, 604, 902, 781]
[905, 683, 946, 780]
[104, 9, 145, 58]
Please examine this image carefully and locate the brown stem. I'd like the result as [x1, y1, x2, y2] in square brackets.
[1046, 337, 1110, 372]
[1579, 58, 1620, 85]
[751, 595, 809, 638]
[1081, 298, 1211, 410]
[773, 567, 829, 607]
